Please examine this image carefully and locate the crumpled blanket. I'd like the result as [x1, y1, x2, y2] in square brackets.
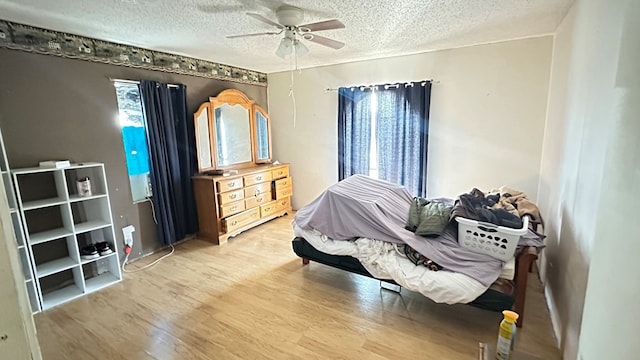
[294, 175, 508, 287]
[488, 186, 544, 227]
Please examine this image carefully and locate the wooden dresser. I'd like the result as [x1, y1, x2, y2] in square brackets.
[193, 164, 293, 245]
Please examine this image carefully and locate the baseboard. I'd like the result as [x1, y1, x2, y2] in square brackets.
[544, 283, 562, 349]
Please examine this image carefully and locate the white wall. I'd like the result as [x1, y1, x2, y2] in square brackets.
[536, 0, 639, 358]
[577, 0, 640, 358]
[268, 37, 552, 209]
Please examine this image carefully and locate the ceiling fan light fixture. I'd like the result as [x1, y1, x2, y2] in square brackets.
[276, 37, 293, 58]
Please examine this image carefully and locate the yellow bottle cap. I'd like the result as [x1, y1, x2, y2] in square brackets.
[503, 310, 519, 323]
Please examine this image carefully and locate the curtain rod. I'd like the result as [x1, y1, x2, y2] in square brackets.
[324, 79, 439, 92]
[109, 78, 180, 88]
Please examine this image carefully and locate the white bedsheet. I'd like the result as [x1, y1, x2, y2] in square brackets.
[294, 224, 489, 304]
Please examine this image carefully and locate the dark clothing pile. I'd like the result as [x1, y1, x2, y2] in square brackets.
[450, 188, 523, 229]
[404, 245, 443, 271]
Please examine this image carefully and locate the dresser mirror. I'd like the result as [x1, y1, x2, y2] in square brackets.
[214, 104, 252, 167]
[194, 89, 273, 173]
[253, 105, 272, 163]
[194, 103, 213, 171]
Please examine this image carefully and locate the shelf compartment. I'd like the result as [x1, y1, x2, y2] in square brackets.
[71, 197, 111, 229]
[41, 283, 83, 310]
[11, 211, 25, 247]
[29, 227, 74, 245]
[22, 196, 67, 210]
[74, 220, 111, 234]
[84, 272, 120, 293]
[69, 193, 107, 203]
[82, 254, 121, 294]
[25, 280, 41, 313]
[19, 247, 33, 281]
[65, 164, 107, 198]
[36, 257, 78, 278]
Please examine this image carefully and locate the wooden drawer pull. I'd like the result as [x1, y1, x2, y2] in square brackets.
[230, 206, 238, 211]
[255, 190, 261, 196]
[257, 198, 263, 202]
[277, 171, 283, 176]
[282, 181, 288, 186]
[231, 220, 238, 226]
[264, 207, 271, 211]
[256, 175, 262, 180]
[230, 193, 237, 199]
[228, 181, 235, 187]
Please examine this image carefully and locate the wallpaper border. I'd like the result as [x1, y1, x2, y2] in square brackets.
[0, 20, 267, 87]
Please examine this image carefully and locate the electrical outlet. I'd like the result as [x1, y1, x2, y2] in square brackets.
[122, 225, 135, 247]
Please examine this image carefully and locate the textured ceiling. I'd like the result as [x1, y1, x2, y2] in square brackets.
[0, 0, 573, 73]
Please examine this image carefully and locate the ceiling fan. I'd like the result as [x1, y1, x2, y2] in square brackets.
[227, 5, 346, 58]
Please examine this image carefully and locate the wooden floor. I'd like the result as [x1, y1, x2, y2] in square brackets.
[34, 214, 560, 359]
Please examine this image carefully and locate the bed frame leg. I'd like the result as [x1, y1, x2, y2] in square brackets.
[513, 247, 537, 328]
[302, 257, 309, 265]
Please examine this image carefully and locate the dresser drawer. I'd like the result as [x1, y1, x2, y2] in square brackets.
[244, 171, 272, 187]
[244, 182, 271, 198]
[218, 189, 245, 205]
[259, 201, 279, 218]
[271, 166, 289, 179]
[223, 208, 260, 233]
[275, 197, 291, 212]
[274, 177, 292, 190]
[217, 178, 243, 193]
[245, 193, 271, 209]
[274, 186, 293, 200]
[219, 200, 246, 218]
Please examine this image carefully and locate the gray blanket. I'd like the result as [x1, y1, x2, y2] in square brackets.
[294, 175, 505, 287]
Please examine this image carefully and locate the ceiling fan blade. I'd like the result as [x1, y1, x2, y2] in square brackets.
[298, 19, 345, 32]
[246, 12, 284, 29]
[226, 31, 282, 39]
[305, 34, 345, 50]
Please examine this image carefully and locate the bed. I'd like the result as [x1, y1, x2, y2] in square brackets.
[290, 175, 542, 327]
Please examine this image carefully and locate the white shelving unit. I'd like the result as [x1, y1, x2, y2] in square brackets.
[13, 162, 122, 311]
[0, 130, 40, 313]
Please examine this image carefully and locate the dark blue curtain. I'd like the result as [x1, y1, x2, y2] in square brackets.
[140, 80, 198, 245]
[338, 87, 372, 180]
[375, 82, 431, 197]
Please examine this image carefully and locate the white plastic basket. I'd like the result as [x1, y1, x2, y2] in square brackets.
[455, 216, 529, 261]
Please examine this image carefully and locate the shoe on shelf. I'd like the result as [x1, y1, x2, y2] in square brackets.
[95, 241, 113, 256]
[80, 245, 99, 260]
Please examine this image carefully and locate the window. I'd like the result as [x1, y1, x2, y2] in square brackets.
[338, 82, 431, 197]
[113, 81, 152, 202]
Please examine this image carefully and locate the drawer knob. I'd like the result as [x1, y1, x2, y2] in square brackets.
[255, 190, 261, 196]
[231, 221, 238, 226]
[229, 181, 235, 187]
[265, 207, 271, 211]
[282, 181, 287, 185]
[257, 176, 262, 180]
[231, 206, 237, 211]
[257, 198, 263, 202]
[230, 194, 237, 199]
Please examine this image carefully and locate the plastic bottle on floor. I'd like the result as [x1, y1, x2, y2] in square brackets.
[495, 310, 519, 359]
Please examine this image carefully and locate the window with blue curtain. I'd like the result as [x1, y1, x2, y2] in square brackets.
[114, 81, 152, 202]
[337, 81, 431, 197]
